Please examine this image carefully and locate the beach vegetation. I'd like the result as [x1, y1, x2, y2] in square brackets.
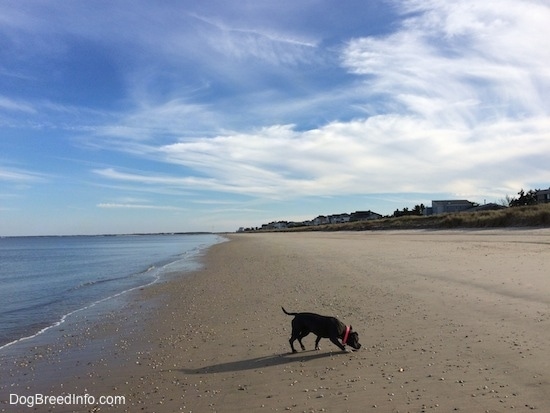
[260, 203, 550, 232]
[242, 187, 550, 232]
[508, 189, 539, 207]
[393, 204, 425, 217]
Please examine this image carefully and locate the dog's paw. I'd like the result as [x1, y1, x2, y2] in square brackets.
[315, 346, 320, 351]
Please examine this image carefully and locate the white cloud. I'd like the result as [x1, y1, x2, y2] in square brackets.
[93, 112, 547, 202]
[97, 203, 185, 211]
[334, 0, 550, 193]
[189, 12, 319, 66]
[0, 96, 36, 113]
[95, 99, 216, 142]
[94, 168, 212, 187]
[4, 0, 550, 236]
[88, 0, 550, 207]
[0, 166, 47, 182]
[342, 0, 550, 120]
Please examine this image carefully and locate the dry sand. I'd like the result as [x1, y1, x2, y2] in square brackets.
[2, 229, 550, 413]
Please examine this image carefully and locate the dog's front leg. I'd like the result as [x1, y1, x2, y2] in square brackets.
[314, 336, 322, 350]
[329, 336, 347, 352]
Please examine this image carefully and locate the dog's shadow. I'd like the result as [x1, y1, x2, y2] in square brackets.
[177, 350, 339, 375]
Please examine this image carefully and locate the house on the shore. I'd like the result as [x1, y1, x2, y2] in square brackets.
[349, 210, 383, 221]
[312, 215, 330, 226]
[536, 188, 550, 203]
[329, 213, 351, 224]
[425, 200, 477, 215]
[261, 221, 289, 230]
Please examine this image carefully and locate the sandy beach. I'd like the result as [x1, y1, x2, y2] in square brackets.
[2, 229, 550, 412]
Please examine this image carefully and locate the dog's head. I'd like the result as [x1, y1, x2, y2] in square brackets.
[347, 327, 361, 350]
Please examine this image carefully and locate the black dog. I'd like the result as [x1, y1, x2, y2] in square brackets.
[282, 307, 361, 353]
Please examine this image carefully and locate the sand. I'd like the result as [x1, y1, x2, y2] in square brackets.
[1, 229, 550, 412]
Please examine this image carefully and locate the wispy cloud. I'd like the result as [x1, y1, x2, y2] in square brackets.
[97, 203, 185, 211]
[0, 96, 36, 113]
[84, 0, 550, 206]
[342, 0, 550, 121]
[191, 13, 319, 66]
[93, 168, 216, 188]
[2, 0, 549, 235]
[94, 99, 217, 141]
[336, 0, 550, 192]
[188, 12, 318, 47]
[0, 166, 47, 182]
[94, 113, 547, 202]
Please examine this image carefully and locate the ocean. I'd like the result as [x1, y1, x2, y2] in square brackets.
[0, 233, 225, 352]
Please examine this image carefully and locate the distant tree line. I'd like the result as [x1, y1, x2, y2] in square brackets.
[394, 187, 546, 218]
[393, 203, 425, 217]
[505, 188, 539, 207]
[240, 187, 548, 231]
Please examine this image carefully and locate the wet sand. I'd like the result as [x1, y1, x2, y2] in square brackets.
[1, 230, 550, 412]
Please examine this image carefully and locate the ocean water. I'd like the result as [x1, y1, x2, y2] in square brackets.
[0, 233, 225, 351]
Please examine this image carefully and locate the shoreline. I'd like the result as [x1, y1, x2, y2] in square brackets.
[2, 230, 550, 412]
[0, 274, 158, 354]
[0, 234, 224, 352]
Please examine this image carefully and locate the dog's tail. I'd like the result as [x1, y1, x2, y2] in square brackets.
[282, 306, 298, 316]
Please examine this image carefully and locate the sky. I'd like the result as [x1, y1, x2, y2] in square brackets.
[1, 0, 550, 236]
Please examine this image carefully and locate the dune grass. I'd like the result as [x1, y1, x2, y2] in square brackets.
[275, 203, 550, 232]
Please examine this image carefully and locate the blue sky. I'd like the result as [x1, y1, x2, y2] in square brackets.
[1, 0, 549, 235]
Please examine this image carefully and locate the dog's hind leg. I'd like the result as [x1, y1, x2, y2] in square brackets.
[296, 330, 308, 351]
[288, 331, 309, 353]
[289, 330, 308, 353]
[298, 333, 309, 351]
[289, 336, 298, 353]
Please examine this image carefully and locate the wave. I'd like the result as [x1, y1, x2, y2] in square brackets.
[0, 270, 162, 352]
[0, 234, 227, 353]
[2, 296, 65, 316]
[3, 271, 154, 316]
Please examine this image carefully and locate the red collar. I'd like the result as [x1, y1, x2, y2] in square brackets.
[342, 325, 351, 345]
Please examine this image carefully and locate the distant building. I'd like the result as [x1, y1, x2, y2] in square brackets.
[349, 210, 383, 221]
[313, 215, 330, 226]
[329, 213, 351, 224]
[272, 221, 289, 229]
[536, 188, 550, 203]
[251, 208, 380, 231]
[428, 200, 477, 215]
